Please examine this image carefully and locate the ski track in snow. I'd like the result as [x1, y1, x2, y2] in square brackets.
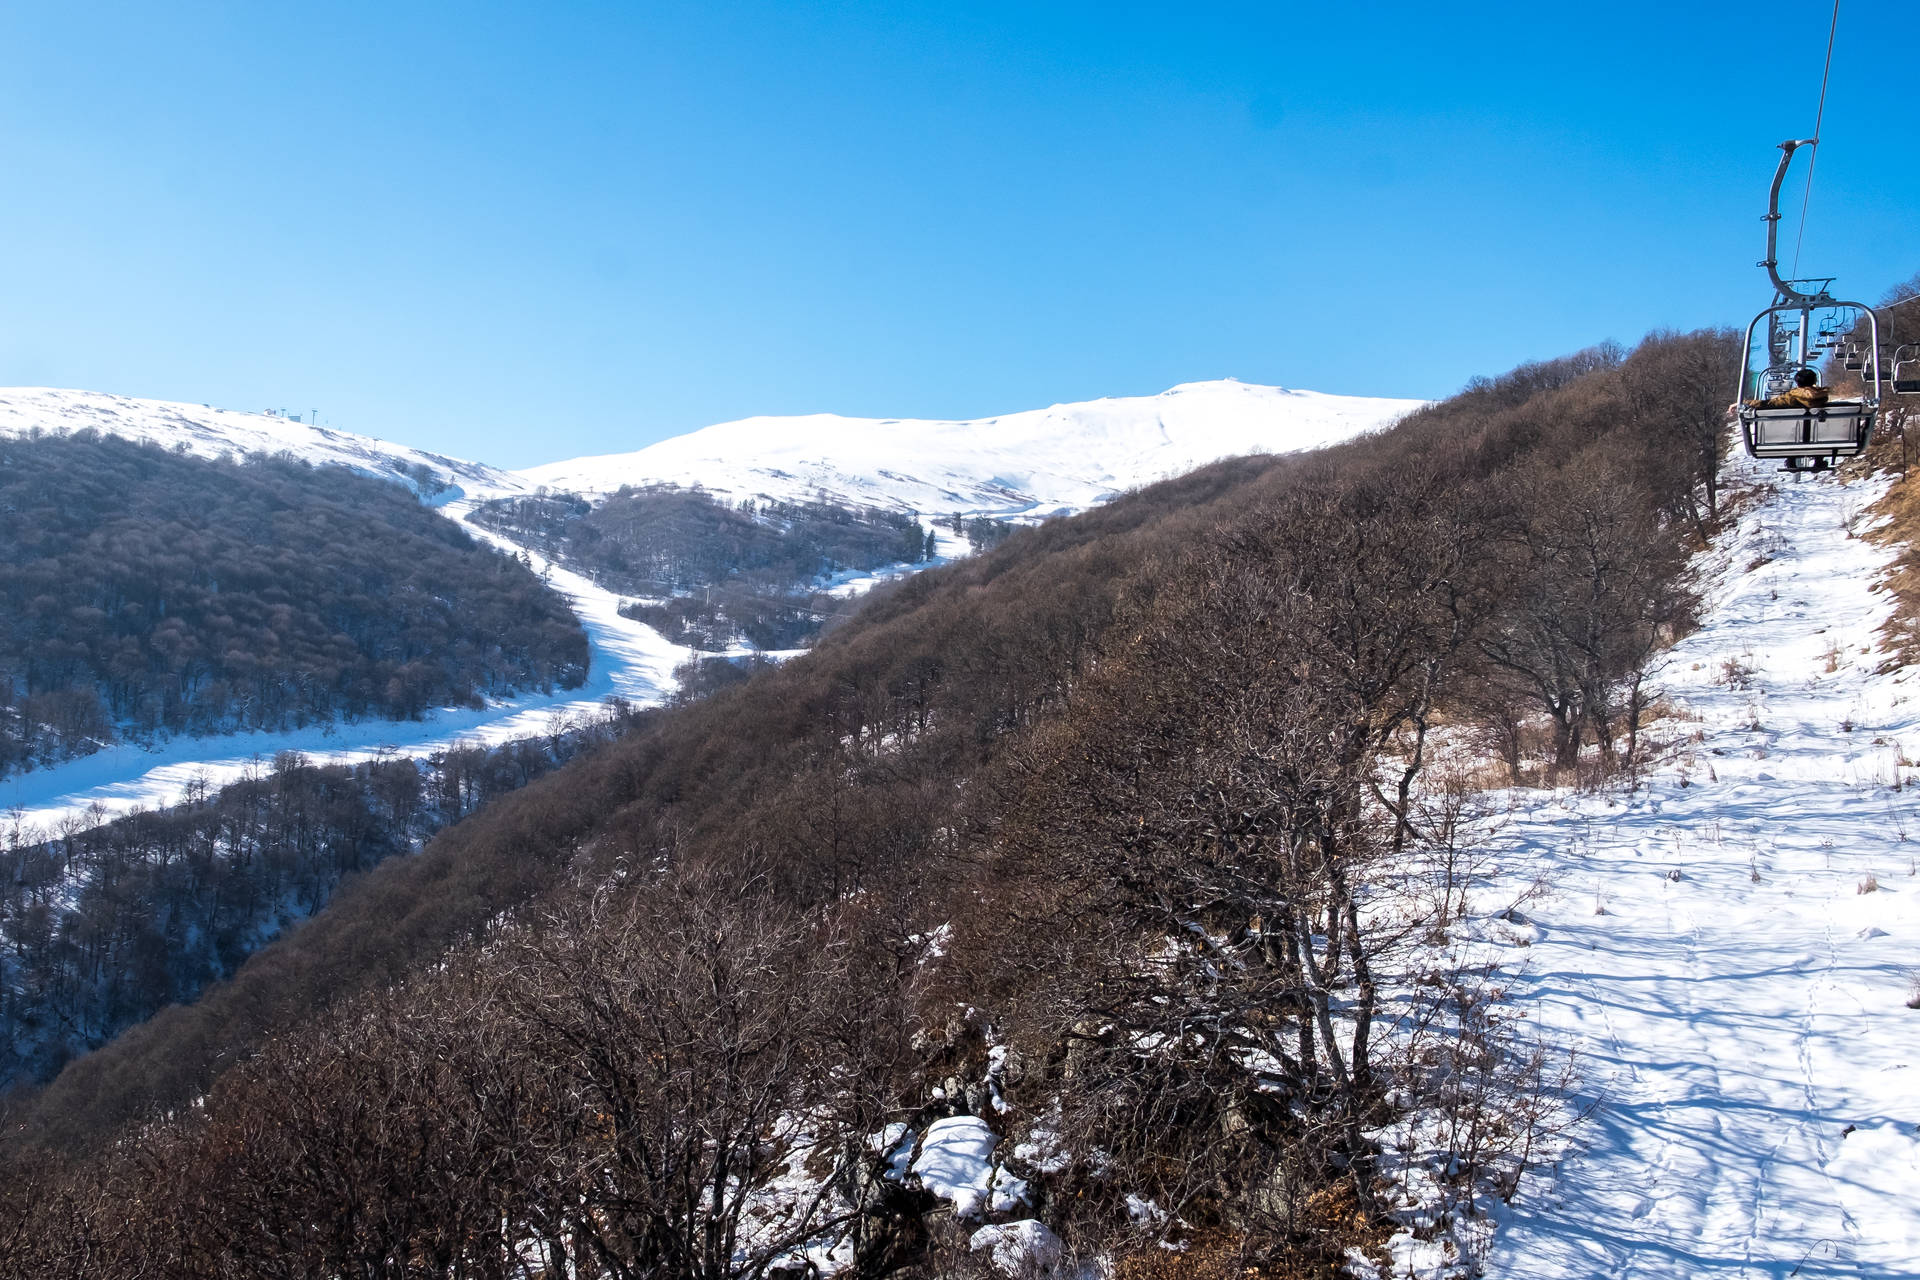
[1, 501, 694, 835]
[1482, 454, 1920, 1279]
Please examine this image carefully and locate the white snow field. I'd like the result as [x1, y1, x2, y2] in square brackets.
[518, 379, 1426, 518]
[1475, 455, 1920, 1279]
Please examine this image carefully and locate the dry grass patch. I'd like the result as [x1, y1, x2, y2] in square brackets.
[1862, 432, 1920, 669]
[1112, 1193, 1387, 1280]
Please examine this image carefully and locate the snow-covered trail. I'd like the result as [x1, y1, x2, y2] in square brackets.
[1482, 458, 1920, 1278]
[1, 504, 692, 836]
[441, 498, 692, 703]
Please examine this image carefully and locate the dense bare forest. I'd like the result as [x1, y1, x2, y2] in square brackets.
[0, 329, 1741, 1277]
[0, 433, 589, 779]
[0, 701, 642, 1090]
[472, 485, 948, 650]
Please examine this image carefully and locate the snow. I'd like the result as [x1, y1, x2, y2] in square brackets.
[1013, 1126, 1071, 1176]
[0, 387, 526, 503]
[1473, 453, 1920, 1279]
[872, 1123, 919, 1180]
[970, 1219, 1065, 1275]
[911, 1115, 1002, 1221]
[1125, 1194, 1168, 1225]
[1, 496, 693, 833]
[2, 379, 1408, 837]
[517, 379, 1425, 520]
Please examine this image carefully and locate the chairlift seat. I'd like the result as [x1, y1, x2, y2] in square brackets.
[1741, 401, 1873, 460]
[1738, 289, 1881, 463]
[1896, 380, 1920, 394]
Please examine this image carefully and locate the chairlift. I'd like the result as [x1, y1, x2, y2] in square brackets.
[1734, 139, 1881, 470]
[1892, 344, 1920, 396]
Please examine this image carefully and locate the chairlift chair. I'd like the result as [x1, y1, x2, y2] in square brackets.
[1893, 344, 1920, 395]
[1734, 139, 1881, 469]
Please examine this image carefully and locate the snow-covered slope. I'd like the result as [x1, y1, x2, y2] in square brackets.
[0, 387, 524, 502]
[518, 380, 1424, 518]
[1470, 456, 1920, 1278]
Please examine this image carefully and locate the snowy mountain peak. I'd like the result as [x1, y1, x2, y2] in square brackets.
[517, 379, 1425, 519]
[0, 387, 524, 503]
[0, 380, 1424, 522]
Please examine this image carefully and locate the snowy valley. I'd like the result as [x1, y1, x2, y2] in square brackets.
[0, 380, 1417, 831]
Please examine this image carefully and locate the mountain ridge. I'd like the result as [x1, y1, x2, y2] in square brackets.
[518, 378, 1426, 517]
[2, 380, 1424, 524]
[0, 387, 523, 502]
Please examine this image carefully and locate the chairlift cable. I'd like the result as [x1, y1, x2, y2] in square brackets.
[1789, 0, 1841, 280]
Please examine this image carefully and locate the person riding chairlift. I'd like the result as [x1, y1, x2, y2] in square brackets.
[1748, 368, 1831, 410]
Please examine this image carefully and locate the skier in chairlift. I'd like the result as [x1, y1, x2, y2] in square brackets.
[1747, 368, 1830, 411]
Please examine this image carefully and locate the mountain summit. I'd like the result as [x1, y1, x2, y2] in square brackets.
[1, 381, 1421, 522]
[517, 379, 1425, 517]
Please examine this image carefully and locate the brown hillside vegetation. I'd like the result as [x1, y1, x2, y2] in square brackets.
[1848, 275, 1920, 667]
[1, 329, 1738, 1278]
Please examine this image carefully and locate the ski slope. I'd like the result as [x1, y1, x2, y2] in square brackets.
[518, 379, 1424, 517]
[1, 498, 692, 835]
[1478, 456, 1920, 1278]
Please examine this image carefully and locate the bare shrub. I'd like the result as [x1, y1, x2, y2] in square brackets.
[1381, 967, 1581, 1259]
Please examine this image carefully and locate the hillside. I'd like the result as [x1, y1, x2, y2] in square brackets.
[0, 708, 642, 1090]
[0, 333, 1759, 1279]
[0, 433, 587, 781]
[519, 379, 1425, 517]
[0, 388, 524, 501]
[1465, 454, 1920, 1278]
[2, 378, 1410, 831]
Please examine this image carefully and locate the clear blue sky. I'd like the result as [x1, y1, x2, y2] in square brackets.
[2, 1, 1913, 467]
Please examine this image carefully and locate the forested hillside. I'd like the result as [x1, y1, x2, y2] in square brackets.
[0, 702, 640, 1089]
[472, 484, 954, 649]
[1, 331, 1739, 1278]
[0, 432, 588, 779]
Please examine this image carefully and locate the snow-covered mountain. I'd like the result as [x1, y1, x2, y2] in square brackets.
[518, 380, 1425, 518]
[0, 387, 524, 502]
[3, 380, 1421, 521]
[0, 376, 1416, 837]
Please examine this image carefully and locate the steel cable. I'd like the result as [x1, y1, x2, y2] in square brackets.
[1790, 0, 1841, 280]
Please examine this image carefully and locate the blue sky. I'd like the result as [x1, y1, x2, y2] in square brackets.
[1, 1, 1913, 467]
